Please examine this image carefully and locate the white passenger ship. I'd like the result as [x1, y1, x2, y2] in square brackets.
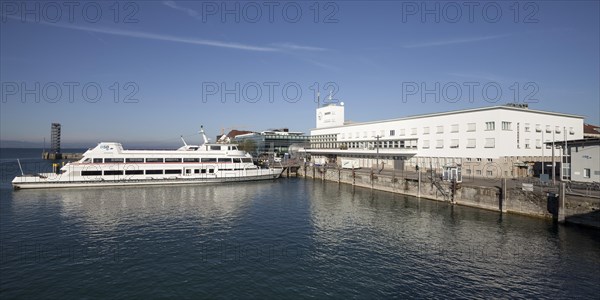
[12, 127, 283, 189]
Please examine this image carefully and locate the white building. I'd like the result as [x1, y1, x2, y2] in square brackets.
[308, 103, 584, 178]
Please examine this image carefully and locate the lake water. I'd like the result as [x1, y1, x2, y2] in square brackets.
[1, 149, 599, 298]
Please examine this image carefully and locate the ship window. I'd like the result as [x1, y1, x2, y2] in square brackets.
[146, 170, 163, 174]
[146, 158, 163, 163]
[217, 158, 232, 163]
[104, 170, 123, 175]
[201, 169, 207, 174]
[165, 158, 182, 163]
[93, 158, 103, 163]
[242, 158, 253, 163]
[126, 158, 144, 163]
[194, 169, 200, 174]
[125, 170, 143, 175]
[183, 158, 200, 162]
[82, 171, 102, 176]
[210, 146, 221, 150]
[82, 158, 92, 163]
[104, 158, 124, 163]
[208, 169, 214, 173]
[234, 158, 243, 163]
[165, 169, 181, 174]
[232, 146, 238, 150]
[201, 158, 217, 163]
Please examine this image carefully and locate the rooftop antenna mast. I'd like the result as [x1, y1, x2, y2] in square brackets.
[317, 90, 320, 108]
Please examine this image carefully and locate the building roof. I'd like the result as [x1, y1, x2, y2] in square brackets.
[545, 138, 600, 146]
[312, 104, 584, 130]
[584, 123, 600, 135]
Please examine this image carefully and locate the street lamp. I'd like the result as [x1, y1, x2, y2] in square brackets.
[373, 135, 381, 173]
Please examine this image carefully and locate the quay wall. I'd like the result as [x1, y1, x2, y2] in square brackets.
[297, 166, 600, 229]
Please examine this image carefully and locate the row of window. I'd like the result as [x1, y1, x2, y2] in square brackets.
[81, 167, 251, 176]
[422, 138, 496, 149]
[85, 157, 253, 164]
[332, 123, 576, 140]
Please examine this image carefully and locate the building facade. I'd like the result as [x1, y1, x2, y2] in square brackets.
[234, 129, 310, 157]
[308, 103, 585, 179]
[553, 138, 600, 183]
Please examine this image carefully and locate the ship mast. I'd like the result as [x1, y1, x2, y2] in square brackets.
[199, 125, 209, 145]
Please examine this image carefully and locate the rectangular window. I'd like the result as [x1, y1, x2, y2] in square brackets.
[209, 169, 214, 174]
[436, 140, 444, 148]
[194, 169, 200, 174]
[584, 168, 591, 178]
[242, 158, 253, 163]
[125, 158, 144, 163]
[569, 127, 575, 135]
[103, 170, 123, 176]
[524, 123, 530, 132]
[165, 158, 181, 163]
[451, 124, 459, 133]
[476, 170, 482, 175]
[411, 128, 417, 135]
[125, 170, 144, 175]
[546, 125, 551, 133]
[502, 121, 512, 130]
[400, 129, 405, 136]
[145, 170, 163, 175]
[450, 139, 459, 148]
[525, 139, 530, 149]
[146, 158, 163, 163]
[485, 122, 495, 131]
[485, 138, 495, 148]
[536, 139, 541, 149]
[183, 158, 200, 162]
[389, 130, 395, 136]
[436, 126, 444, 134]
[82, 170, 102, 176]
[466, 139, 476, 148]
[93, 158, 103, 163]
[217, 158, 232, 163]
[210, 146, 222, 150]
[486, 170, 493, 176]
[201, 158, 217, 163]
[555, 126, 561, 133]
[466, 169, 472, 175]
[104, 158, 124, 163]
[536, 124, 541, 132]
[423, 140, 430, 149]
[165, 169, 181, 174]
[201, 169, 207, 174]
[467, 123, 476, 132]
[423, 127, 430, 134]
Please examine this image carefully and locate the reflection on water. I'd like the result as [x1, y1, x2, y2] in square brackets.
[1, 179, 599, 298]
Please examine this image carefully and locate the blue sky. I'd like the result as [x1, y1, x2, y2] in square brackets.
[1, 0, 599, 147]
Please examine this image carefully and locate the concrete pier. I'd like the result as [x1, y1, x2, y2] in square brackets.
[298, 165, 600, 229]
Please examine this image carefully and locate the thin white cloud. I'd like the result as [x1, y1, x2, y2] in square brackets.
[163, 1, 199, 18]
[403, 34, 511, 48]
[273, 43, 329, 52]
[5, 15, 278, 52]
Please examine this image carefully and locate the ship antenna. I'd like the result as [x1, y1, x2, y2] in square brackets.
[199, 125, 209, 145]
[17, 159, 24, 176]
[180, 135, 188, 146]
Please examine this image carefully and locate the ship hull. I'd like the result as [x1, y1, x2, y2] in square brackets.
[13, 169, 283, 190]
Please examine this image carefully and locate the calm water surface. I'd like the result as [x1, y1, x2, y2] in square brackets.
[1, 149, 599, 298]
